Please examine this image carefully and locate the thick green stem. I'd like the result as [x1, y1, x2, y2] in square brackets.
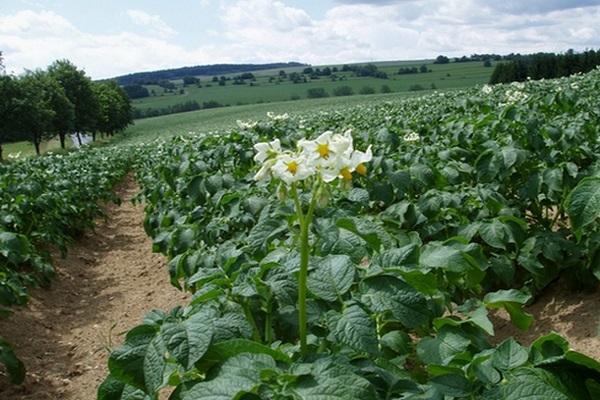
[298, 214, 310, 354]
[241, 299, 262, 343]
[294, 180, 321, 355]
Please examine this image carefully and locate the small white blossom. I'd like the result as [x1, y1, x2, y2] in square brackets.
[267, 112, 289, 121]
[403, 132, 421, 142]
[253, 139, 281, 163]
[271, 153, 315, 184]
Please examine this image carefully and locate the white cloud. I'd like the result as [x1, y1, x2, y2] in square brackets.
[1, 0, 599, 79]
[0, 9, 77, 35]
[126, 9, 178, 38]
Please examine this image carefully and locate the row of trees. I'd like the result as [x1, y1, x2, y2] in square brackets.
[0, 56, 133, 161]
[490, 49, 600, 84]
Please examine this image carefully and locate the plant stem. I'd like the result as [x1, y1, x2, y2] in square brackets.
[294, 180, 321, 355]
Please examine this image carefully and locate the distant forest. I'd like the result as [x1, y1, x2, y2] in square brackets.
[490, 49, 600, 84]
[114, 62, 308, 85]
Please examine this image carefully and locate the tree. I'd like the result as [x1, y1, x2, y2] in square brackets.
[0, 74, 22, 161]
[93, 80, 133, 139]
[123, 83, 149, 99]
[434, 55, 450, 64]
[47, 60, 98, 147]
[17, 70, 74, 155]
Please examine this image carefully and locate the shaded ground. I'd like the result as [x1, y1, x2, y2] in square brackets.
[0, 175, 599, 399]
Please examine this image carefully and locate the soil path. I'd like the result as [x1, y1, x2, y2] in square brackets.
[1, 174, 599, 399]
[0, 174, 190, 399]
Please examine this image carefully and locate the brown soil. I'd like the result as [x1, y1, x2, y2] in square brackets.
[0, 175, 599, 399]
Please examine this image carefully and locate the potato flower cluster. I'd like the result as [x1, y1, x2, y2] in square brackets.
[253, 130, 372, 184]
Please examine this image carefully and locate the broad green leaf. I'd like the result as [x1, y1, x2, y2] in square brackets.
[484, 289, 533, 331]
[360, 275, 430, 328]
[170, 226, 197, 255]
[308, 254, 355, 302]
[475, 149, 500, 182]
[197, 338, 291, 373]
[291, 360, 378, 400]
[471, 353, 502, 385]
[247, 216, 288, 255]
[319, 227, 368, 264]
[375, 244, 420, 269]
[566, 176, 600, 240]
[160, 313, 214, 370]
[97, 374, 152, 400]
[530, 332, 569, 365]
[479, 219, 510, 250]
[492, 338, 528, 371]
[0, 231, 31, 265]
[336, 217, 384, 253]
[108, 324, 172, 394]
[416, 325, 471, 365]
[346, 187, 370, 205]
[430, 373, 472, 397]
[181, 353, 276, 400]
[0, 339, 25, 384]
[499, 367, 570, 400]
[420, 241, 471, 273]
[327, 303, 378, 355]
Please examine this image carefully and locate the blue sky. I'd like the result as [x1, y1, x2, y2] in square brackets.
[1, 0, 599, 80]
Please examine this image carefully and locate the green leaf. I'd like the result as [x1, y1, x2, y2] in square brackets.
[360, 275, 430, 328]
[471, 353, 502, 385]
[160, 312, 214, 370]
[492, 338, 528, 371]
[197, 338, 291, 373]
[420, 241, 471, 273]
[0, 231, 31, 265]
[0, 338, 25, 384]
[500, 367, 570, 400]
[308, 254, 355, 302]
[97, 374, 152, 400]
[566, 176, 600, 240]
[475, 149, 500, 182]
[327, 303, 378, 355]
[430, 373, 472, 397]
[108, 324, 171, 395]
[247, 216, 288, 255]
[336, 217, 383, 253]
[416, 325, 471, 365]
[346, 187, 370, 205]
[170, 226, 197, 255]
[181, 353, 276, 400]
[484, 289, 533, 331]
[479, 218, 511, 250]
[291, 359, 378, 400]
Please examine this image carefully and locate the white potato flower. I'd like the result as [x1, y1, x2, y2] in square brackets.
[271, 153, 315, 184]
[253, 139, 282, 163]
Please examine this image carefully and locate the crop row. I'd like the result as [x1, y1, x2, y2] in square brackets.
[0, 146, 134, 383]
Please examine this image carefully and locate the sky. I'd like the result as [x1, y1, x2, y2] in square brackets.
[1, 0, 599, 80]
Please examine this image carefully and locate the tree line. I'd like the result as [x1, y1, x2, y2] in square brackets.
[115, 62, 307, 85]
[0, 56, 133, 161]
[489, 49, 600, 84]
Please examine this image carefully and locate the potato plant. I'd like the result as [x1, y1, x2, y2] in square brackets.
[97, 68, 600, 399]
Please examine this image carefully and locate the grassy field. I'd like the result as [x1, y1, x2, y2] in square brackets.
[121, 90, 435, 144]
[4, 59, 495, 157]
[132, 59, 495, 112]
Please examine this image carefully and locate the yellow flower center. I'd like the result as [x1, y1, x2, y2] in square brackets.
[340, 167, 352, 181]
[286, 161, 298, 174]
[355, 163, 367, 176]
[318, 143, 329, 158]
